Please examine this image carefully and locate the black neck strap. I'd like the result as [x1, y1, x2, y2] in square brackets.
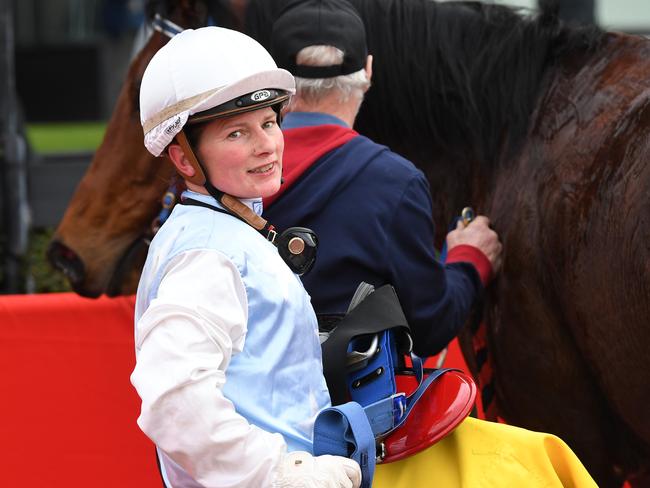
[182, 197, 318, 277]
[182, 197, 278, 243]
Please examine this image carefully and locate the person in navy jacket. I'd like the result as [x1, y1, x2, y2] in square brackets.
[265, 0, 503, 358]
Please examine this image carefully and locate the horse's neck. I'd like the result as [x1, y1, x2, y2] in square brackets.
[429, 34, 624, 237]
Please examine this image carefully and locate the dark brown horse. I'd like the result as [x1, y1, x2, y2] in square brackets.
[47, 1, 650, 485]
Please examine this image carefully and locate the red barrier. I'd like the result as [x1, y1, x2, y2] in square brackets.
[0, 292, 477, 487]
[0, 293, 160, 487]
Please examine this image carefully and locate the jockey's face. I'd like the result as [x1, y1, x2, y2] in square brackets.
[196, 107, 283, 199]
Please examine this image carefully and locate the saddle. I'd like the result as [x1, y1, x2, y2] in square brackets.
[317, 283, 476, 464]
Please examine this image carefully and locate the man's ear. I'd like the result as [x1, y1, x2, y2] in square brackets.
[167, 143, 196, 179]
[364, 54, 373, 87]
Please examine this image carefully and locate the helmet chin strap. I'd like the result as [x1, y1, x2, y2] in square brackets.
[174, 130, 272, 232]
[174, 129, 318, 276]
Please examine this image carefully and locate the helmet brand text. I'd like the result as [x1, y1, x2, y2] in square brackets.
[165, 117, 182, 135]
[250, 90, 272, 102]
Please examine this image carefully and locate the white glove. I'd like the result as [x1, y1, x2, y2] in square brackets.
[271, 451, 362, 488]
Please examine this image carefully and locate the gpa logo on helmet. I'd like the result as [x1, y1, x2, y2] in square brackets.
[250, 90, 272, 102]
[165, 117, 182, 135]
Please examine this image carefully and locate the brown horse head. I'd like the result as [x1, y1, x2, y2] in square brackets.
[47, 1, 207, 297]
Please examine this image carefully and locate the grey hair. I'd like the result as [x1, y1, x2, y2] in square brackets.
[292, 45, 370, 104]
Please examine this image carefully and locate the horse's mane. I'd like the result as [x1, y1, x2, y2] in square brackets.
[244, 0, 606, 169]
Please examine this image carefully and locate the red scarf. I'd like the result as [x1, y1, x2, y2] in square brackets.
[264, 124, 358, 207]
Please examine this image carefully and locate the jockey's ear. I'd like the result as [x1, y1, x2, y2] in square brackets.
[167, 143, 196, 179]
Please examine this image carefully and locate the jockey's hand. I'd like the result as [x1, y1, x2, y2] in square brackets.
[446, 215, 503, 273]
[272, 451, 361, 488]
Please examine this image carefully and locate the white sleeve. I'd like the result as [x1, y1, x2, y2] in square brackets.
[130, 249, 287, 487]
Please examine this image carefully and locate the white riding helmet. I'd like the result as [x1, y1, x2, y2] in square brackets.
[140, 26, 296, 156]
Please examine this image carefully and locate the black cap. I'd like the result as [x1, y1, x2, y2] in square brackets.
[270, 0, 368, 79]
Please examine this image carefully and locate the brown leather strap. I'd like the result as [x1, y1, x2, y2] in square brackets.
[220, 193, 269, 231]
[175, 130, 207, 186]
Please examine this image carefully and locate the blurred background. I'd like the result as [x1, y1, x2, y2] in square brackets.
[1, 0, 144, 293]
[1, 0, 649, 294]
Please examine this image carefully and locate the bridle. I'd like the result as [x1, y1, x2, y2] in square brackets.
[106, 14, 185, 295]
[106, 178, 184, 296]
[151, 13, 184, 37]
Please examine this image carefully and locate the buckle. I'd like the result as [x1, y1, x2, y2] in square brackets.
[376, 441, 386, 463]
[392, 393, 407, 425]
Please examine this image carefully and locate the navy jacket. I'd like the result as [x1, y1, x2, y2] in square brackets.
[265, 113, 485, 356]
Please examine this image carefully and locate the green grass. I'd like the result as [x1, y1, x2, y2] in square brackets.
[1, 228, 72, 294]
[27, 228, 72, 293]
[26, 122, 107, 154]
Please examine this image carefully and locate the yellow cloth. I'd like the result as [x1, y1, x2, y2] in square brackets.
[373, 417, 597, 487]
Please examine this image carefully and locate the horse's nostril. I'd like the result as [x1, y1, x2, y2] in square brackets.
[46, 240, 86, 286]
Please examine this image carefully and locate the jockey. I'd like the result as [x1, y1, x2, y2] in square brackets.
[131, 26, 360, 487]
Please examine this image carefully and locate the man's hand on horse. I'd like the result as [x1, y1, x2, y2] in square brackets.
[447, 215, 503, 273]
